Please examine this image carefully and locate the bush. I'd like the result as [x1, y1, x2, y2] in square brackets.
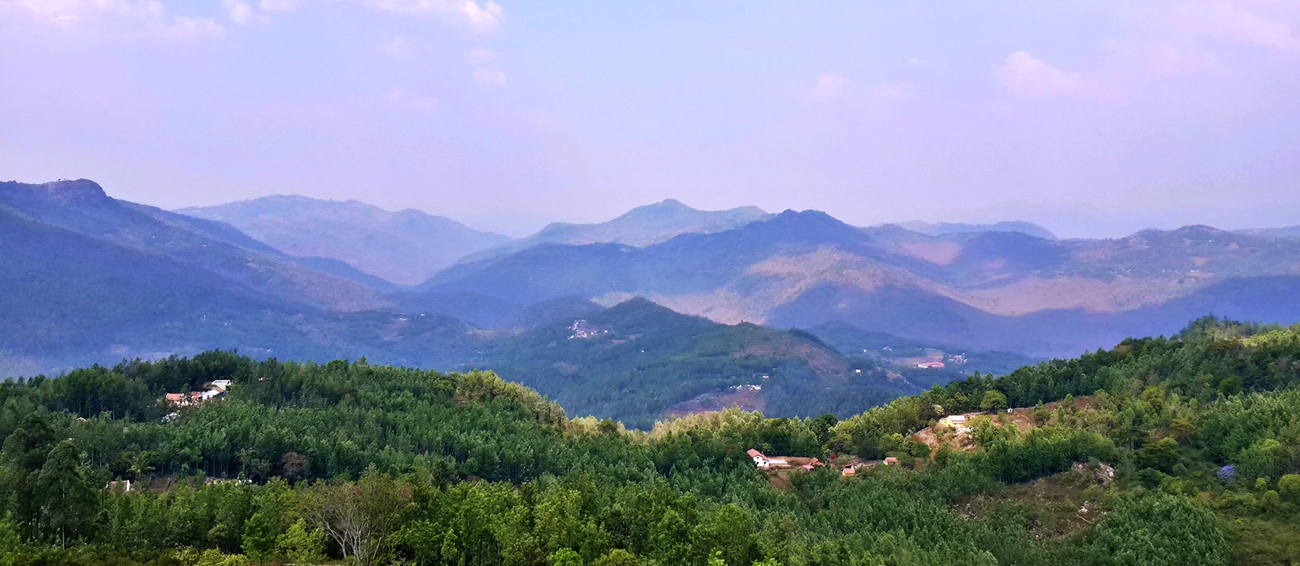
[1279, 474, 1300, 498]
[1136, 438, 1181, 473]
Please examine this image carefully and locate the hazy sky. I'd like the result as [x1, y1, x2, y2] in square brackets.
[2, 1, 1298, 237]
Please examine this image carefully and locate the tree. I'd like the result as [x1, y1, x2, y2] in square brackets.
[127, 450, 156, 481]
[979, 390, 1008, 413]
[1141, 386, 1165, 413]
[35, 441, 95, 546]
[301, 472, 410, 566]
[810, 413, 838, 448]
[280, 452, 308, 481]
[593, 549, 639, 566]
[276, 518, 327, 565]
[1137, 437, 1181, 473]
[1279, 474, 1300, 499]
[551, 548, 584, 566]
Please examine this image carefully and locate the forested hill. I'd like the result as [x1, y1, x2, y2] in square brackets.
[3, 317, 1300, 565]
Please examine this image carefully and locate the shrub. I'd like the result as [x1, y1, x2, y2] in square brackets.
[1279, 474, 1300, 498]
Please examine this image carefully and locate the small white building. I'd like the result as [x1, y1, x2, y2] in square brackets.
[747, 449, 789, 469]
[210, 379, 233, 392]
[940, 414, 970, 433]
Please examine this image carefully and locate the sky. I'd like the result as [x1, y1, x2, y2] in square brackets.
[2, 1, 1299, 238]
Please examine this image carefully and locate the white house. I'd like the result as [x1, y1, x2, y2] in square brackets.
[210, 380, 233, 392]
[747, 449, 789, 469]
[940, 414, 970, 433]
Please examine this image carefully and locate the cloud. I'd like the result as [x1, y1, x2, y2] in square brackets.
[6, 0, 163, 24]
[474, 68, 506, 85]
[996, 51, 1103, 98]
[811, 73, 850, 100]
[1105, 39, 1217, 77]
[906, 57, 924, 65]
[167, 16, 222, 38]
[367, 0, 504, 32]
[1174, 1, 1300, 52]
[462, 0, 502, 31]
[260, 0, 293, 11]
[4, 0, 222, 38]
[224, 0, 252, 24]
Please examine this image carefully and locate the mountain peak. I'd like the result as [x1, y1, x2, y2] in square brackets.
[1, 179, 110, 205]
[620, 199, 701, 219]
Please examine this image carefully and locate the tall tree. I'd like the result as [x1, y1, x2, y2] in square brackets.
[301, 471, 410, 566]
[35, 440, 95, 547]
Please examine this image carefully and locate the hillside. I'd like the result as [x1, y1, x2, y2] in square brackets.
[4, 319, 1300, 565]
[178, 195, 511, 285]
[423, 210, 1300, 357]
[458, 299, 909, 428]
[461, 198, 770, 262]
[0, 180, 406, 370]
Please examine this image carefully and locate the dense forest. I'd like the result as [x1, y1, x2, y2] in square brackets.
[2, 317, 1299, 565]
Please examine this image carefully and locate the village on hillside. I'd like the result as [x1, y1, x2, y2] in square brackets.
[746, 397, 1099, 488]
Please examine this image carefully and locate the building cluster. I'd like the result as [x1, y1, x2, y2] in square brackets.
[165, 380, 232, 407]
[748, 449, 828, 471]
[568, 320, 610, 340]
[749, 449, 902, 478]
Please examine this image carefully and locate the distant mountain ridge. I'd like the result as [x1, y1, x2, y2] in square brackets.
[9, 178, 1300, 423]
[178, 195, 511, 286]
[0, 179, 933, 426]
[462, 199, 770, 262]
[422, 210, 1300, 357]
[1, 180, 386, 312]
[896, 220, 1057, 240]
[1238, 226, 1300, 239]
[0, 179, 397, 372]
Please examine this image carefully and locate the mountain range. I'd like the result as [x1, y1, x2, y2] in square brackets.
[424, 210, 1300, 355]
[178, 195, 511, 286]
[5, 178, 1300, 424]
[459, 198, 771, 263]
[895, 220, 1057, 240]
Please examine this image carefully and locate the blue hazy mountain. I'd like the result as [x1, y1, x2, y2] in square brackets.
[895, 220, 1058, 240]
[8, 179, 1300, 421]
[461, 198, 771, 263]
[1, 180, 928, 424]
[178, 195, 511, 286]
[422, 210, 1300, 357]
